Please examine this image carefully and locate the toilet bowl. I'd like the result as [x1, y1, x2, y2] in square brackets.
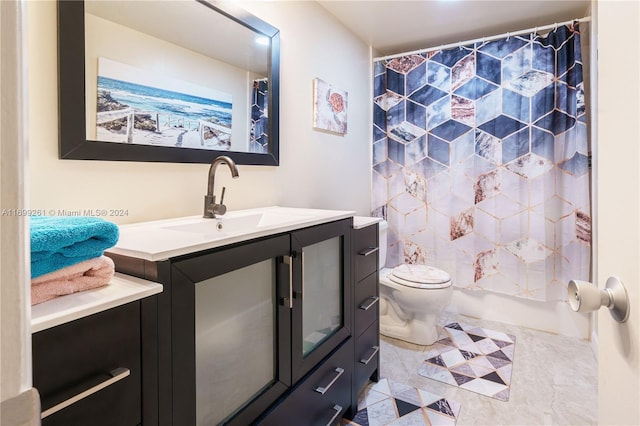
[378, 221, 452, 346]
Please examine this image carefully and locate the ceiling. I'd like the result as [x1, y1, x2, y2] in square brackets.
[316, 0, 590, 57]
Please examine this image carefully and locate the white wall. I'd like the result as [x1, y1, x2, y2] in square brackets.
[596, 0, 640, 424]
[1, 1, 40, 424]
[239, 0, 373, 212]
[1, 0, 31, 401]
[28, 0, 372, 225]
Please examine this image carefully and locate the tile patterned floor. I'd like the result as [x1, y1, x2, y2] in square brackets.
[379, 313, 598, 425]
[344, 378, 461, 426]
[417, 322, 516, 401]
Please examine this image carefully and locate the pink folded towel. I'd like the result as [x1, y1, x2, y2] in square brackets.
[31, 255, 115, 305]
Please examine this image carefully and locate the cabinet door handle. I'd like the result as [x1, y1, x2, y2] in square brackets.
[324, 404, 343, 426]
[358, 247, 378, 257]
[360, 346, 380, 365]
[359, 296, 379, 311]
[282, 255, 293, 308]
[299, 251, 305, 301]
[41, 367, 130, 419]
[314, 367, 344, 395]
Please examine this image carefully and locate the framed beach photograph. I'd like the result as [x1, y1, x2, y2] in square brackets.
[96, 57, 233, 150]
[312, 78, 348, 135]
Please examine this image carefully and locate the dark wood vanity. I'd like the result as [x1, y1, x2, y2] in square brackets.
[32, 302, 144, 426]
[351, 221, 381, 410]
[32, 217, 380, 425]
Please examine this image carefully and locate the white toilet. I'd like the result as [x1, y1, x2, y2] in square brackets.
[378, 220, 453, 345]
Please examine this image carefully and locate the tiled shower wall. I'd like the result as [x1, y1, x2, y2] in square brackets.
[372, 25, 591, 302]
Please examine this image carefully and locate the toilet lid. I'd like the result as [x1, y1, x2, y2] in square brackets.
[388, 264, 452, 289]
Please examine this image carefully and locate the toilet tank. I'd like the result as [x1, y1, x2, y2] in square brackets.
[379, 220, 388, 268]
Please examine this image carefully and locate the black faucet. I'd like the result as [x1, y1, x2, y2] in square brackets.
[203, 156, 239, 218]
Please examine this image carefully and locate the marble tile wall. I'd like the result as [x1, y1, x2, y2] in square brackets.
[372, 24, 591, 301]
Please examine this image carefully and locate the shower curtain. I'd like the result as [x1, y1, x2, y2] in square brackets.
[250, 79, 269, 153]
[372, 23, 590, 302]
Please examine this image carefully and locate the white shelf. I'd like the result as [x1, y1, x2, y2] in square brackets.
[31, 273, 163, 333]
[353, 216, 382, 230]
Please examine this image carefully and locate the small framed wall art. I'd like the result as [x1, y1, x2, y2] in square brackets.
[312, 78, 348, 135]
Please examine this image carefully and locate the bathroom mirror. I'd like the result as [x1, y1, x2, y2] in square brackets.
[58, 0, 280, 165]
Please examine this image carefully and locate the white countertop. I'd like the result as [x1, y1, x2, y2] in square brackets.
[31, 273, 163, 333]
[108, 206, 355, 261]
[353, 216, 383, 229]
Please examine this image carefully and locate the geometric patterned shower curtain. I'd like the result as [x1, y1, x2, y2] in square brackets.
[249, 79, 269, 153]
[371, 23, 590, 302]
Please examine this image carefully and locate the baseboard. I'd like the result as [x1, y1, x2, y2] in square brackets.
[0, 388, 40, 426]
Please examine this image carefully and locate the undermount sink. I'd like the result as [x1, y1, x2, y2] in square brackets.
[162, 210, 315, 236]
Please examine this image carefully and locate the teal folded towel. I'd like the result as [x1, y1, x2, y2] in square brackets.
[30, 216, 119, 279]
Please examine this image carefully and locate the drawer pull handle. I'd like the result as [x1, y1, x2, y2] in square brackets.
[314, 367, 344, 395]
[358, 247, 378, 257]
[360, 346, 380, 365]
[325, 404, 343, 426]
[41, 367, 130, 419]
[359, 296, 379, 311]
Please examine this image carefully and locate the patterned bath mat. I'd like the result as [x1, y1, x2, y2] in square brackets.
[417, 322, 516, 401]
[344, 378, 461, 426]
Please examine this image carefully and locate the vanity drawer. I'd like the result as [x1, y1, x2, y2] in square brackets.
[259, 338, 353, 426]
[32, 302, 142, 426]
[354, 322, 380, 393]
[354, 272, 379, 337]
[353, 225, 378, 282]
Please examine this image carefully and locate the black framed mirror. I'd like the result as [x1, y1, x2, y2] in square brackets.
[58, 0, 280, 165]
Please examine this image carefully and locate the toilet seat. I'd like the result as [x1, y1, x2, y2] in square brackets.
[387, 264, 452, 289]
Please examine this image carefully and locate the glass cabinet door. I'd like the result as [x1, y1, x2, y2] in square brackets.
[170, 234, 291, 425]
[301, 237, 342, 356]
[194, 259, 276, 425]
[291, 219, 352, 382]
